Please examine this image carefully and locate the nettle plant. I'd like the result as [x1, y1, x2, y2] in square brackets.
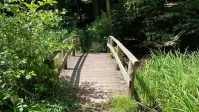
[0, 0, 66, 111]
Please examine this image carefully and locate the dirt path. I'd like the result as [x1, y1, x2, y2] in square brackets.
[60, 53, 128, 104]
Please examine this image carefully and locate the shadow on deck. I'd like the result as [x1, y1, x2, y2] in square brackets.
[60, 53, 128, 103]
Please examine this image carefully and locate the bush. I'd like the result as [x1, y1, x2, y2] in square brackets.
[0, 1, 79, 111]
[69, 13, 112, 52]
[86, 13, 112, 52]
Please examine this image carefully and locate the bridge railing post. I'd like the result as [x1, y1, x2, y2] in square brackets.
[128, 61, 134, 96]
[62, 49, 67, 69]
[116, 45, 121, 70]
[108, 37, 114, 53]
[72, 37, 76, 56]
[107, 36, 140, 98]
[128, 61, 140, 97]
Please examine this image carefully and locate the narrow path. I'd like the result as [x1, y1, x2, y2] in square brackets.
[60, 53, 128, 103]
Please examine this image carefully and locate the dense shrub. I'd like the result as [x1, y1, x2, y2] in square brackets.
[0, 0, 79, 111]
[76, 13, 112, 52]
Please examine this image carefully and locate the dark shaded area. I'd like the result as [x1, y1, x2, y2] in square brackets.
[110, 0, 199, 58]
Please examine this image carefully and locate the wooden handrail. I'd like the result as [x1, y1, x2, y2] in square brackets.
[45, 35, 80, 80]
[58, 35, 80, 79]
[107, 36, 140, 96]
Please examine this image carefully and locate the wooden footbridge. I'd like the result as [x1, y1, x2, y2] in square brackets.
[48, 36, 140, 103]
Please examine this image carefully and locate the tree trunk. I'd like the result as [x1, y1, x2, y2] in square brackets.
[76, 0, 83, 24]
[105, 0, 111, 24]
[93, 0, 99, 19]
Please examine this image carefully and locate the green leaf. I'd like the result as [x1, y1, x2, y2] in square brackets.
[38, 103, 46, 109]
[29, 71, 37, 76]
[19, 108, 23, 112]
[37, 1, 44, 5]
[60, 9, 67, 15]
[16, 75, 20, 78]
[0, 61, 5, 65]
[25, 75, 31, 79]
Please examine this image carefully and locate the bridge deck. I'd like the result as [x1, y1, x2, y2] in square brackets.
[60, 53, 128, 103]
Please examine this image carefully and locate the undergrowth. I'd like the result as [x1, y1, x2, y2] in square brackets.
[108, 94, 136, 112]
[135, 50, 199, 111]
[0, 1, 79, 111]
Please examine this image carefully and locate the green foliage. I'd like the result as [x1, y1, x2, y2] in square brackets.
[86, 13, 112, 52]
[0, 0, 79, 111]
[68, 13, 112, 52]
[135, 50, 199, 111]
[91, 42, 105, 52]
[108, 94, 136, 112]
[111, 0, 199, 48]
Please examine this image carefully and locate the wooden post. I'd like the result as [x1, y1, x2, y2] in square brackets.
[128, 61, 140, 97]
[78, 36, 80, 44]
[72, 38, 76, 56]
[110, 37, 114, 47]
[108, 37, 114, 53]
[107, 37, 110, 53]
[116, 45, 121, 70]
[128, 61, 134, 96]
[62, 49, 66, 60]
[62, 49, 67, 69]
[63, 58, 67, 69]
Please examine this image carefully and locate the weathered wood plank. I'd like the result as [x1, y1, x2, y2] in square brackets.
[60, 53, 128, 103]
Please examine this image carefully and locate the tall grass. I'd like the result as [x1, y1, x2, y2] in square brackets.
[135, 50, 199, 111]
[108, 94, 137, 112]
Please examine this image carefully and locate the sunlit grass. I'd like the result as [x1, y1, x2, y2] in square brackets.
[135, 50, 199, 111]
[108, 94, 137, 112]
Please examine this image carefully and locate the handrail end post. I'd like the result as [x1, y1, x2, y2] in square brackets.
[72, 51, 75, 56]
[63, 59, 67, 69]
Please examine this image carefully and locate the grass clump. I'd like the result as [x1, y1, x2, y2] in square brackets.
[135, 50, 199, 111]
[108, 94, 136, 112]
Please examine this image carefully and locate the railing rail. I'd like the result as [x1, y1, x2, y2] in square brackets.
[45, 35, 80, 80]
[107, 36, 140, 96]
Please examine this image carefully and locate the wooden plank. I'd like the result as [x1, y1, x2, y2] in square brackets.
[109, 36, 139, 66]
[107, 43, 130, 84]
[60, 53, 129, 103]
